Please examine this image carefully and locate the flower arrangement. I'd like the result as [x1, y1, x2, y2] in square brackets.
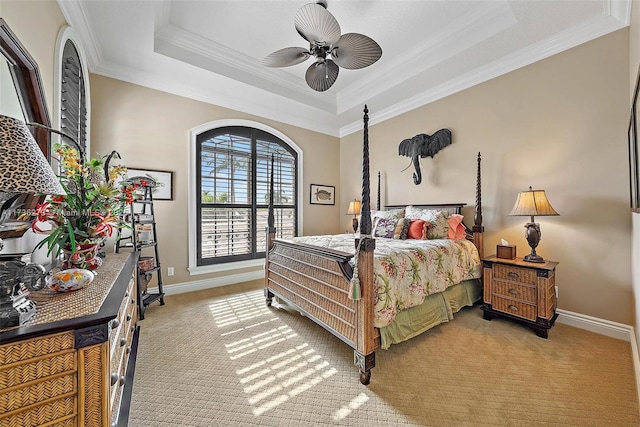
[29, 143, 138, 269]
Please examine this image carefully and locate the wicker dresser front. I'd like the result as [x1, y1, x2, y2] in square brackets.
[0, 253, 139, 427]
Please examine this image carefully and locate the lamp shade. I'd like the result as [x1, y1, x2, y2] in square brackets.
[0, 114, 63, 195]
[347, 200, 361, 215]
[509, 186, 559, 217]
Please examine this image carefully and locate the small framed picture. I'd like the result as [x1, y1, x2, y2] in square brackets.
[310, 184, 335, 205]
[124, 168, 174, 200]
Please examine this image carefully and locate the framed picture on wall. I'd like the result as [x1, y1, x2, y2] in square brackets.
[310, 184, 335, 205]
[124, 168, 174, 201]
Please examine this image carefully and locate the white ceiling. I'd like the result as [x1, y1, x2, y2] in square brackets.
[58, 0, 630, 137]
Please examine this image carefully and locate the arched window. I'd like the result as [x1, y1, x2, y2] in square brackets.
[55, 27, 90, 154]
[191, 124, 299, 268]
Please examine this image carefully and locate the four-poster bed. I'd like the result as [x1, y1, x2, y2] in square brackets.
[264, 106, 484, 384]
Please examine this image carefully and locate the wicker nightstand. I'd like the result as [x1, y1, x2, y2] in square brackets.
[481, 255, 558, 338]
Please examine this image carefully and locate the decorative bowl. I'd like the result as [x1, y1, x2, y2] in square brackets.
[47, 268, 95, 292]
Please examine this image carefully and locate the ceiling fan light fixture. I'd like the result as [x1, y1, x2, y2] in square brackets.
[263, 1, 382, 91]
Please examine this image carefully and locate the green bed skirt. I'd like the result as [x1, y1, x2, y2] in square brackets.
[379, 278, 482, 349]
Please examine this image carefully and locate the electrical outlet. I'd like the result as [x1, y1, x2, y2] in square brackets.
[168, 267, 174, 276]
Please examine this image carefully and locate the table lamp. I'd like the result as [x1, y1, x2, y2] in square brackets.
[0, 114, 64, 327]
[346, 199, 361, 233]
[509, 186, 559, 263]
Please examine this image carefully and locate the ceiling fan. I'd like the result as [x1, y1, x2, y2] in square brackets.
[263, 1, 382, 92]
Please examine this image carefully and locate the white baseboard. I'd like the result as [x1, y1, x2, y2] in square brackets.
[146, 270, 265, 296]
[556, 308, 632, 341]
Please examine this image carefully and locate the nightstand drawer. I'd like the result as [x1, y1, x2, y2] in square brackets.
[493, 264, 537, 285]
[492, 282, 536, 304]
[492, 296, 537, 321]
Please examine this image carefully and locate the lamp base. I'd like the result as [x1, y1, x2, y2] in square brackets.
[0, 287, 36, 328]
[523, 253, 545, 263]
[352, 217, 359, 233]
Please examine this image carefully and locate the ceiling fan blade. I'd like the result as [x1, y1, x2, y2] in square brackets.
[263, 47, 311, 67]
[305, 59, 339, 92]
[332, 33, 382, 69]
[295, 3, 341, 46]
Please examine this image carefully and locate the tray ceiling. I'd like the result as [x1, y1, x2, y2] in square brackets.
[58, 0, 630, 136]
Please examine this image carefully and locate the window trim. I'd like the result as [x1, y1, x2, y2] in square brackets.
[188, 119, 303, 276]
[54, 25, 91, 155]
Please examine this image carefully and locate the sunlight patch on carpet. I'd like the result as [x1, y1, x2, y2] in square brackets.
[208, 290, 339, 416]
[332, 393, 370, 420]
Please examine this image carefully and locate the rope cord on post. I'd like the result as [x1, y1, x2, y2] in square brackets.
[348, 233, 371, 301]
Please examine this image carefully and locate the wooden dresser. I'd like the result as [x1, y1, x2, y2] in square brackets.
[0, 252, 139, 427]
[482, 255, 558, 338]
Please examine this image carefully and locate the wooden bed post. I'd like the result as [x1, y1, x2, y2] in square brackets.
[473, 152, 484, 259]
[265, 154, 276, 306]
[354, 105, 376, 385]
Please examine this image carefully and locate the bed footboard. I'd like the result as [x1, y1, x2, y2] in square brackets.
[265, 240, 381, 368]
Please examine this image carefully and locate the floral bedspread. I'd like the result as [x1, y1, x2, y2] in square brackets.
[284, 234, 482, 328]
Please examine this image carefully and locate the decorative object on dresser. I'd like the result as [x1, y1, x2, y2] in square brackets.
[496, 244, 516, 260]
[0, 115, 64, 327]
[0, 253, 139, 426]
[115, 183, 165, 320]
[482, 255, 558, 338]
[26, 136, 132, 270]
[398, 129, 452, 185]
[46, 268, 95, 292]
[346, 199, 361, 232]
[508, 186, 559, 263]
[262, 1, 382, 92]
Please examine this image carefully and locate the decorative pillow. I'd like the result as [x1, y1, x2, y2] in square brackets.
[405, 206, 450, 239]
[407, 219, 429, 240]
[393, 218, 411, 239]
[447, 214, 467, 240]
[371, 208, 404, 222]
[373, 217, 397, 238]
[371, 208, 405, 233]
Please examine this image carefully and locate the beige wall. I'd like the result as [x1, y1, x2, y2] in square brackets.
[0, 1, 66, 117]
[89, 75, 341, 285]
[341, 29, 632, 324]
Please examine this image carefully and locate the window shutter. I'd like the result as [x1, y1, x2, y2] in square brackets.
[61, 41, 87, 152]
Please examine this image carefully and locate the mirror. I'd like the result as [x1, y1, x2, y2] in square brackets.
[0, 18, 52, 239]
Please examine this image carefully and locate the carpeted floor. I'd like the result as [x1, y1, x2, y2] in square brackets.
[129, 283, 639, 426]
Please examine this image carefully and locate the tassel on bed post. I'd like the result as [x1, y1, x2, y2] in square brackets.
[265, 154, 276, 307]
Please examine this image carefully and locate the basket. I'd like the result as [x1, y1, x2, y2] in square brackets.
[138, 256, 155, 271]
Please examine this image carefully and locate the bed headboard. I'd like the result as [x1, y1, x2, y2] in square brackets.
[383, 203, 466, 215]
[374, 152, 484, 258]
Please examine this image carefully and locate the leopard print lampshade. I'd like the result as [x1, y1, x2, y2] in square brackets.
[0, 114, 64, 195]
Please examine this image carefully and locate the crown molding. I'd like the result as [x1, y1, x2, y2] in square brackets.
[154, 23, 336, 113]
[336, 1, 516, 114]
[57, 0, 104, 68]
[90, 60, 340, 137]
[339, 10, 629, 137]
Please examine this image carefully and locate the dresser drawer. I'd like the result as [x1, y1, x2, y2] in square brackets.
[0, 331, 77, 426]
[492, 281, 536, 304]
[493, 264, 537, 285]
[492, 295, 537, 321]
